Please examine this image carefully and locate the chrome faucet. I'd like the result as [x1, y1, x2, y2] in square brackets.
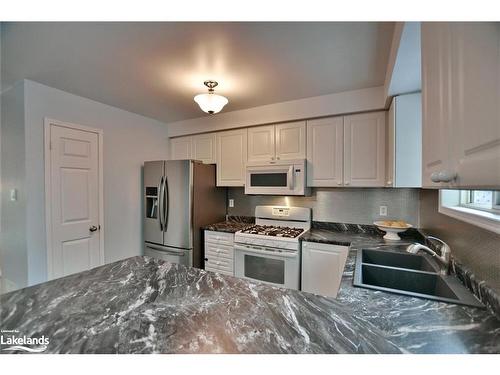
[406, 236, 451, 275]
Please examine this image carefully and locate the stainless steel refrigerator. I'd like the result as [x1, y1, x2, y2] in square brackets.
[143, 160, 226, 268]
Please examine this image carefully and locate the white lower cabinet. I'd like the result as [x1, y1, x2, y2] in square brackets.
[301, 241, 349, 298]
[204, 230, 234, 276]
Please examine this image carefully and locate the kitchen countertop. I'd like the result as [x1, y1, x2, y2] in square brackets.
[302, 222, 500, 354]
[2, 222, 498, 354]
[0, 256, 399, 354]
[203, 216, 255, 233]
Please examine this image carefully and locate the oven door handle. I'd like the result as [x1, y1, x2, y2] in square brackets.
[234, 244, 298, 258]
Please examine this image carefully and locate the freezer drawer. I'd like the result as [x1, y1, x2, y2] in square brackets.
[144, 243, 192, 267]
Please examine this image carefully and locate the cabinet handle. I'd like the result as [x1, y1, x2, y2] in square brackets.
[276, 156, 280, 160]
[438, 171, 457, 183]
[430, 171, 457, 183]
[337, 182, 342, 186]
[345, 182, 350, 185]
[271, 156, 275, 160]
[387, 180, 393, 185]
[430, 172, 441, 183]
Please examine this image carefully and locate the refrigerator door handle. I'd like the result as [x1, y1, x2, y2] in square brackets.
[145, 244, 186, 256]
[158, 176, 164, 231]
[163, 176, 169, 232]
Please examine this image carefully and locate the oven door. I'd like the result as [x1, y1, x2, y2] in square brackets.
[245, 163, 304, 195]
[234, 244, 300, 290]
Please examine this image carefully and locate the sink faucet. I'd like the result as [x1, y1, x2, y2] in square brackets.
[406, 236, 451, 275]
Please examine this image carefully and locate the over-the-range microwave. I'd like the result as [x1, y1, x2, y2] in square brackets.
[244, 159, 307, 196]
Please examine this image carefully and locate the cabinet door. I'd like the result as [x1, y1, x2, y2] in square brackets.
[421, 23, 453, 188]
[170, 136, 192, 160]
[247, 125, 275, 163]
[306, 117, 343, 186]
[344, 112, 386, 187]
[301, 242, 348, 298]
[451, 23, 500, 188]
[216, 129, 248, 186]
[386, 98, 396, 187]
[275, 121, 306, 160]
[192, 133, 216, 164]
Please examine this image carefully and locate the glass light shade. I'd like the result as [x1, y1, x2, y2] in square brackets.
[194, 93, 228, 114]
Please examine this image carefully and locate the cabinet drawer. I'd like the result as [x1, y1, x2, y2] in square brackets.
[205, 230, 234, 246]
[205, 257, 234, 276]
[205, 242, 234, 259]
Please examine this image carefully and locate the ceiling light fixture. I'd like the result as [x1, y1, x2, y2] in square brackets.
[194, 80, 228, 114]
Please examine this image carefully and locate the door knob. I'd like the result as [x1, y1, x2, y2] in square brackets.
[89, 225, 98, 232]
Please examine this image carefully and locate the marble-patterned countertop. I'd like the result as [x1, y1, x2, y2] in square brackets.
[203, 216, 255, 233]
[2, 221, 499, 354]
[301, 222, 500, 354]
[0, 256, 399, 354]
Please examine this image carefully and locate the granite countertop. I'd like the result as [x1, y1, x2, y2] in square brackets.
[0, 256, 399, 354]
[203, 216, 255, 233]
[301, 222, 500, 354]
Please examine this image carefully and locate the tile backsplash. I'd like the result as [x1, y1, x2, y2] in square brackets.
[227, 187, 420, 226]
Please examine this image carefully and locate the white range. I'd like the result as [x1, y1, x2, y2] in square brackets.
[234, 205, 311, 290]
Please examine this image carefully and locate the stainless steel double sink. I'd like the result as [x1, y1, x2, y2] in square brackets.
[353, 247, 484, 308]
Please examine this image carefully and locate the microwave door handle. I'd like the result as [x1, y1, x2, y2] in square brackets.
[157, 176, 164, 231]
[287, 165, 294, 189]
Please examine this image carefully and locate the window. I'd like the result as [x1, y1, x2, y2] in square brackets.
[440, 190, 500, 234]
[459, 190, 500, 213]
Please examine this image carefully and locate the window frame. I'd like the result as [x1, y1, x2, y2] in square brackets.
[439, 189, 500, 234]
[458, 190, 500, 214]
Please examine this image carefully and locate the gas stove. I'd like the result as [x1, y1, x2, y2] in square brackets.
[239, 225, 305, 238]
[234, 206, 311, 290]
[234, 206, 311, 251]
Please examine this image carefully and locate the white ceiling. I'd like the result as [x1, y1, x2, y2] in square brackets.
[1, 22, 395, 123]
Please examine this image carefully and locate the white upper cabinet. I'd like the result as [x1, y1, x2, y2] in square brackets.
[192, 133, 216, 164]
[421, 23, 453, 188]
[451, 23, 500, 188]
[421, 22, 500, 188]
[170, 133, 216, 164]
[307, 117, 344, 186]
[344, 112, 386, 187]
[170, 136, 192, 160]
[216, 128, 248, 186]
[247, 122, 306, 164]
[275, 121, 306, 160]
[247, 125, 276, 163]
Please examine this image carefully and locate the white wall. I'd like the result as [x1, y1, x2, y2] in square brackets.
[2, 80, 169, 288]
[0, 82, 27, 291]
[167, 86, 386, 137]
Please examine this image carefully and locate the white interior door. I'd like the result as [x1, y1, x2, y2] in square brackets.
[47, 121, 103, 279]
